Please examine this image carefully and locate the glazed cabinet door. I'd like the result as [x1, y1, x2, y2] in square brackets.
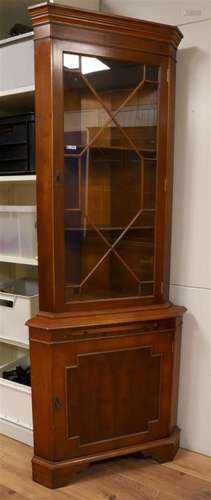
[34, 36, 172, 313]
[51, 328, 174, 461]
[62, 52, 164, 309]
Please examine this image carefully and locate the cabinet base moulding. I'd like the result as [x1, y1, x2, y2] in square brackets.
[32, 427, 180, 489]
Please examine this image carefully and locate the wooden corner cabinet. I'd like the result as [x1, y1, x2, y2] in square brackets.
[27, 1, 186, 489]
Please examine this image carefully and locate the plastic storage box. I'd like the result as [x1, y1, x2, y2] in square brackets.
[0, 205, 37, 262]
[0, 343, 33, 445]
[0, 279, 38, 345]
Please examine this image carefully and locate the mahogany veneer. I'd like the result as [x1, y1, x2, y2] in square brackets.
[27, 2, 185, 489]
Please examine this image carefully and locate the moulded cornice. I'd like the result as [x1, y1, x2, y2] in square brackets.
[29, 1, 183, 49]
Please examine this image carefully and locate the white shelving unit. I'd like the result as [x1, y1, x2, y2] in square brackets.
[0, 171, 36, 443]
[0, 33, 34, 47]
[0, 337, 31, 349]
[0, 85, 34, 95]
[0, 255, 38, 266]
[0, 34, 37, 443]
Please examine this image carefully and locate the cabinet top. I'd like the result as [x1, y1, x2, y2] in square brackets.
[29, 1, 183, 53]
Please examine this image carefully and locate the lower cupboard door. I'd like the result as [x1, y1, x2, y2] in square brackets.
[52, 331, 174, 461]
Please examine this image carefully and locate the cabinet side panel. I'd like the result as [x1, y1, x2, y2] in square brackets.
[35, 38, 55, 311]
[30, 335, 55, 460]
[170, 319, 182, 430]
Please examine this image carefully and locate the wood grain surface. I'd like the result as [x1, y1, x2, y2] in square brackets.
[0, 435, 211, 499]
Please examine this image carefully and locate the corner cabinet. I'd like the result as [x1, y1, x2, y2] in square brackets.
[27, 2, 186, 489]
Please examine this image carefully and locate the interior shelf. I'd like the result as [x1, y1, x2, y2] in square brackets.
[64, 226, 154, 231]
[64, 147, 156, 155]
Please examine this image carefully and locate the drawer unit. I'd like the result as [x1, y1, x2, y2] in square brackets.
[0, 292, 38, 345]
[0, 278, 38, 345]
[0, 113, 35, 175]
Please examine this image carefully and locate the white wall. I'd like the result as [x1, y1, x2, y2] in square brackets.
[51, 0, 100, 8]
[101, 0, 211, 456]
[171, 19, 211, 456]
[101, 0, 211, 25]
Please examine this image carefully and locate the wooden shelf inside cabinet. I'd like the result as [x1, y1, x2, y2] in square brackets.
[64, 226, 154, 231]
[64, 147, 157, 154]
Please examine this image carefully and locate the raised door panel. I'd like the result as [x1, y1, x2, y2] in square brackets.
[52, 330, 174, 460]
[67, 347, 160, 444]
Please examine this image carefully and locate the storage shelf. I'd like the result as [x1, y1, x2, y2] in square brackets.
[0, 174, 36, 183]
[0, 255, 38, 266]
[0, 86, 35, 115]
[0, 337, 29, 349]
[0, 85, 35, 97]
[65, 226, 154, 231]
[64, 147, 156, 155]
[0, 142, 27, 146]
[0, 158, 27, 162]
[0, 32, 34, 47]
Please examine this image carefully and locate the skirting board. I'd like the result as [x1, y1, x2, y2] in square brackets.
[0, 417, 33, 447]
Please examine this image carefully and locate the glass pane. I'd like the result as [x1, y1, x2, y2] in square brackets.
[144, 159, 157, 210]
[114, 82, 158, 152]
[64, 70, 110, 153]
[65, 229, 109, 296]
[114, 228, 155, 282]
[65, 251, 141, 302]
[63, 53, 159, 302]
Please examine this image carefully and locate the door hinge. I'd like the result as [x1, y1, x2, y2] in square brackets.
[161, 282, 164, 295]
[53, 396, 62, 411]
[164, 178, 167, 192]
